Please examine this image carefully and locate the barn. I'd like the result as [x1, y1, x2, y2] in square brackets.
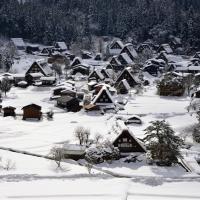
[22, 104, 42, 120]
[3, 106, 16, 117]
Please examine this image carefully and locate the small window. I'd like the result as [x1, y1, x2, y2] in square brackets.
[122, 138, 127, 142]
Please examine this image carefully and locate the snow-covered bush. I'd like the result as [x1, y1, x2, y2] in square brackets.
[85, 143, 120, 164]
[157, 73, 185, 96]
[47, 110, 54, 119]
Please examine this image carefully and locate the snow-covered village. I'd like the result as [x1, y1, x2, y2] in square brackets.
[1, 0, 200, 199]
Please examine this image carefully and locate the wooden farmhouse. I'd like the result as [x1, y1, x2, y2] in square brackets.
[26, 61, 52, 77]
[120, 44, 138, 61]
[88, 70, 105, 82]
[112, 122, 146, 155]
[115, 67, 139, 88]
[54, 42, 68, 52]
[116, 79, 130, 94]
[157, 44, 173, 54]
[100, 68, 112, 79]
[70, 64, 90, 76]
[22, 104, 42, 120]
[137, 43, 152, 53]
[57, 96, 81, 112]
[91, 86, 115, 106]
[108, 40, 124, 56]
[11, 38, 26, 50]
[3, 106, 16, 117]
[71, 57, 82, 67]
[40, 46, 54, 56]
[117, 53, 133, 65]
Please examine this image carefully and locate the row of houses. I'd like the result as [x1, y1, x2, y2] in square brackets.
[11, 38, 69, 55]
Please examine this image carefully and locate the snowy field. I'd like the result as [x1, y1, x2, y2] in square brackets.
[0, 83, 200, 199]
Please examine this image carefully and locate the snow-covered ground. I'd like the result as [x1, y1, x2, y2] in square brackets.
[0, 78, 200, 199]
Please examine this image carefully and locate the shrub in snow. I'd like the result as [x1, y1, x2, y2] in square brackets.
[0, 158, 15, 171]
[47, 110, 54, 119]
[144, 120, 184, 166]
[49, 147, 65, 168]
[85, 143, 120, 164]
[123, 153, 144, 163]
[157, 73, 185, 96]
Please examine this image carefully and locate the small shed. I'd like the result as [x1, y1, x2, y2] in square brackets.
[3, 106, 16, 117]
[22, 104, 42, 120]
[63, 144, 86, 160]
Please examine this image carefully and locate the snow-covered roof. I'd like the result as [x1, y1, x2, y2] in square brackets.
[55, 42, 67, 50]
[28, 72, 43, 78]
[110, 40, 124, 49]
[175, 65, 200, 72]
[118, 53, 133, 64]
[110, 56, 121, 66]
[89, 70, 104, 80]
[11, 38, 26, 48]
[71, 57, 82, 66]
[40, 76, 56, 81]
[13, 74, 25, 78]
[122, 45, 138, 59]
[63, 144, 86, 155]
[91, 86, 115, 105]
[117, 67, 140, 84]
[112, 120, 146, 152]
[159, 44, 173, 54]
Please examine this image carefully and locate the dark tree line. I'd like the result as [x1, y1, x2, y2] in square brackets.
[1, 0, 200, 48]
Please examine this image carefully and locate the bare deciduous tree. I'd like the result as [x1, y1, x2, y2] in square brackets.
[94, 133, 103, 145]
[50, 147, 65, 168]
[74, 126, 91, 146]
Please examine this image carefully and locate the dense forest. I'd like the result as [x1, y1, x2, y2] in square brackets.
[1, 0, 200, 48]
